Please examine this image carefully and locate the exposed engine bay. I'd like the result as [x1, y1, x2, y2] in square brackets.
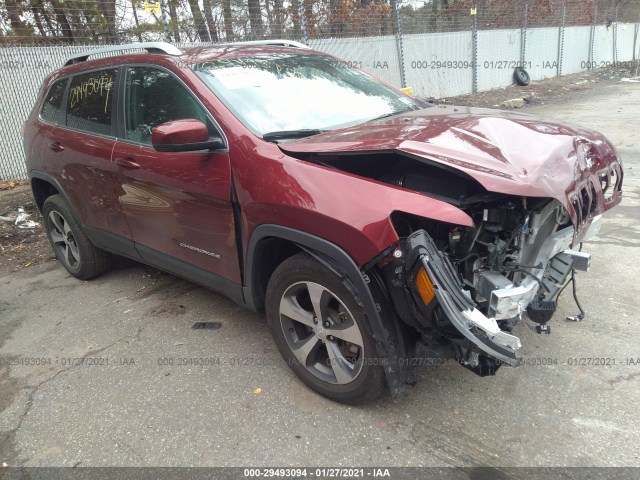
[312, 151, 614, 376]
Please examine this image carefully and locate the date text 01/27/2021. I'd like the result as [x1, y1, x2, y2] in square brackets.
[243, 468, 391, 478]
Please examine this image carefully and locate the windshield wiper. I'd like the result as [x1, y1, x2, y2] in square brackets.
[262, 129, 324, 142]
[367, 106, 420, 123]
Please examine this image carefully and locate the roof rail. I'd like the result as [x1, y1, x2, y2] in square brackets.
[64, 42, 182, 66]
[227, 40, 310, 49]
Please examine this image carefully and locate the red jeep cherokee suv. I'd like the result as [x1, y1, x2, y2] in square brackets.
[23, 41, 623, 404]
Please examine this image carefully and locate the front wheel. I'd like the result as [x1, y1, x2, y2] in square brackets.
[266, 252, 386, 404]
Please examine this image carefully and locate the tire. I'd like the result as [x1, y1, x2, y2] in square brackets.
[514, 67, 530, 86]
[266, 252, 386, 404]
[42, 194, 112, 280]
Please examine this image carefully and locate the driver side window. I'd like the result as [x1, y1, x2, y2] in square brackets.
[125, 67, 207, 145]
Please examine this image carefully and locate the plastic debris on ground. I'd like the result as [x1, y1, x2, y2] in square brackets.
[0, 207, 40, 229]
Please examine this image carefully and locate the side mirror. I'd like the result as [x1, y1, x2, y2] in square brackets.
[152, 119, 224, 152]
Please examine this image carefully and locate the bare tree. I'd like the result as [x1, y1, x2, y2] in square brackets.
[130, 0, 143, 41]
[203, 0, 219, 41]
[51, 0, 74, 43]
[97, 0, 118, 41]
[248, 0, 264, 37]
[222, 0, 234, 40]
[290, 0, 301, 37]
[168, 0, 181, 41]
[267, 0, 283, 36]
[5, 0, 30, 36]
[187, 0, 212, 41]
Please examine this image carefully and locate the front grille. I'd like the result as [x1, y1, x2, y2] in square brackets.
[573, 163, 622, 225]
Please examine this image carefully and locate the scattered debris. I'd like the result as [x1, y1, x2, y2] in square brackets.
[0, 207, 40, 229]
[620, 77, 640, 83]
[0, 180, 28, 191]
[0, 184, 51, 273]
[18, 220, 40, 229]
[502, 98, 525, 109]
[192, 322, 222, 330]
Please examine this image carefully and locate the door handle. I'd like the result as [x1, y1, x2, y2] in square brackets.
[115, 157, 141, 169]
[50, 142, 64, 152]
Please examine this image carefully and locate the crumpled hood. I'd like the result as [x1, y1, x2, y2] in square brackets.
[279, 105, 622, 226]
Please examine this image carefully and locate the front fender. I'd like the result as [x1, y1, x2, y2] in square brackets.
[236, 150, 474, 267]
[244, 224, 411, 395]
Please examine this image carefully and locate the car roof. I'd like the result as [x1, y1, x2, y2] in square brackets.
[180, 44, 321, 64]
[57, 41, 322, 76]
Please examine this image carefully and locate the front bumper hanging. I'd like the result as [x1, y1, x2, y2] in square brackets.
[406, 231, 523, 366]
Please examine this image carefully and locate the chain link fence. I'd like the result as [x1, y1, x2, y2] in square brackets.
[2, 0, 640, 179]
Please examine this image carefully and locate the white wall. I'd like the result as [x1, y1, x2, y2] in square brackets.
[561, 25, 592, 74]
[476, 28, 521, 93]
[309, 35, 404, 88]
[309, 22, 638, 99]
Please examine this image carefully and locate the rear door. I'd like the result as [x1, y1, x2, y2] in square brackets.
[110, 65, 241, 287]
[38, 68, 132, 243]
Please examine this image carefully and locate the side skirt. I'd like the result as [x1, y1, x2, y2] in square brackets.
[85, 226, 245, 306]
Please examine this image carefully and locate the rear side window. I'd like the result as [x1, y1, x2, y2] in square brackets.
[40, 78, 68, 124]
[66, 69, 117, 136]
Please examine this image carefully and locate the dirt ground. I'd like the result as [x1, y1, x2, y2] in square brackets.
[0, 181, 51, 274]
[442, 62, 640, 108]
[1, 63, 638, 273]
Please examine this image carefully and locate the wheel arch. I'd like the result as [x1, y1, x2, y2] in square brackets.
[244, 226, 379, 325]
[29, 171, 71, 214]
[244, 225, 410, 394]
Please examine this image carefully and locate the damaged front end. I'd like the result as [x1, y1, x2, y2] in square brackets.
[279, 107, 624, 378]
[384, 196, 605, 377]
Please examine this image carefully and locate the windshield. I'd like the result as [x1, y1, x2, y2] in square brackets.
[194, 53, 422, 138]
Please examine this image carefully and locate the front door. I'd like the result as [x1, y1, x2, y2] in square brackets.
[111, 66, 241, 286]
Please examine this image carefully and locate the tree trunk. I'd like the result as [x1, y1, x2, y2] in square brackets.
[31, 6, 47, 37]
[52, 1, 74, 43]
[430, 0, 438, 31]
[247, 0, 264, 38]
[97, 0, 118, 42]
[131, 0, 143, 41]
[272, 0, 283, 36]
[169, 0, 181, 42]
[329, 0, 338, 36]
[187, 0, 212, 42]
[385, 0, 398, 35]
[303, 0, 314, 37]
[5, 0, 30, 36]
[41, 5, 56, 37]
[203, 0, 219, 41]
[222, 0, 234, 40]
[290, 0, 301, 37]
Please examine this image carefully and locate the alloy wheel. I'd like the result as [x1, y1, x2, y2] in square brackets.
[279, 281, 365, 384]
[48, 210, 81, 271]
